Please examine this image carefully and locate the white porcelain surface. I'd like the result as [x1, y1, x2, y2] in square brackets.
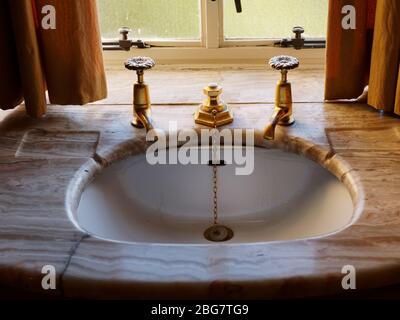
[75, 147, 353, 244]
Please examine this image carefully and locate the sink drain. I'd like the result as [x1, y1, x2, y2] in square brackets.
[203, 111, 234, 242]
[204, 224, 234, 242]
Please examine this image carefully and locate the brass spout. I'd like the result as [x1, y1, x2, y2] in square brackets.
[133, 108, 154, 131]
[194, 83, 234, 127]
[264, 107, 290, 140]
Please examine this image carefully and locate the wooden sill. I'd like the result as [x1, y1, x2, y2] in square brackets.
[103, 47, 325, 70]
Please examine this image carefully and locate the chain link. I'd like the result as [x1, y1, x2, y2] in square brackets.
[211, 109, 218, 225]
[212, 164, 218, 225]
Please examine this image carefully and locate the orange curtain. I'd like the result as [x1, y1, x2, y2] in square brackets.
[0, 0, 107, 117]
[368, 0, 400, 114]
[325, 0, 376, 100]
[325, 0, 400, 116]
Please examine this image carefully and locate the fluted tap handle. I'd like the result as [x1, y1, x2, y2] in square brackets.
[269, 55, 299, 82]
[124, 56, 156, 71]
[269, 55, 299, 71]
[125, 56, 156, 84]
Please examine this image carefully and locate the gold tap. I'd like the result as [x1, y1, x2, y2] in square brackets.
[264, 55, 299, 140]
[124, 56, 155, 131]
[194, 83, 234, 127]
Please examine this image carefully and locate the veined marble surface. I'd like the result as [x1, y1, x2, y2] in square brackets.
[0, 102, 400, 299]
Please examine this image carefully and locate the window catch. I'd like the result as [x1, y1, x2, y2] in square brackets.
[274, 26, 326, 49]
[102, 27, 150, 51]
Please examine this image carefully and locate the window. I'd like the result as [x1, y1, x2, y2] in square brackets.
[98, 0, 201, 41]
[223, 0, 328, 40]
[98, 0, 328, 47]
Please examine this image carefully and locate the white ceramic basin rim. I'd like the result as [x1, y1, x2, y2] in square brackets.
[71, 146, 354, 244]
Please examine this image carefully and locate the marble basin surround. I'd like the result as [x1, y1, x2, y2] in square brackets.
[70, 145, 354, 244]
[3, 102, 400, 299]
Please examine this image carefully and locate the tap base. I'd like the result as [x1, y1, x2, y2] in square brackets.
[194, 107, 234, 127]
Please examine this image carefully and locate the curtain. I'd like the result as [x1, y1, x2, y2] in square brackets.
[325, 0, 376, 101]
[368, 0, 400, 114]
[0, 0, 107, 117]
[325, 0, 400, 116]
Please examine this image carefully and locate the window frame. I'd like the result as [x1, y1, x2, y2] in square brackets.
[211, 0, 277, 48]
[102, 0, 326, 67]
[200, 0, 282, 48]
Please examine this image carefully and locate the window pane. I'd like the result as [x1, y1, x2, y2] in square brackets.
[98, 0, 201, 40]
[224, 0, 328, 39]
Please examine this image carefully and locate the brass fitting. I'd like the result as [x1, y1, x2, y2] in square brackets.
[264, 56, 299, 140]
[124, 56, 155, 131]
[194, 83, 234, 127]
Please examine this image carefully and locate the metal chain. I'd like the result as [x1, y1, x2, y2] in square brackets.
[212, 164, 218, 225]
[204, 109, 234, 242]
[211, 110, 218, 225]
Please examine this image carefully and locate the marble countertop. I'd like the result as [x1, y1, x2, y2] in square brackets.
[1, 101, 400, 299]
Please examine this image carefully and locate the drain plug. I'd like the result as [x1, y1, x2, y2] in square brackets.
[204, 224, 234, 242]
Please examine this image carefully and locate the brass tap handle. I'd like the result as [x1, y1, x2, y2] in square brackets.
[269, 55, 299, 83]
[125, 56, 155, 85]
[125, 56, 155, 71]
[125, 56, 155, 81]
[124, 56, 156, 131]
[269, 55, 299, 70]
[269, 55, 299, 79]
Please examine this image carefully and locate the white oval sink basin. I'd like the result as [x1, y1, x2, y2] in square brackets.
[73, 147, 354, 244]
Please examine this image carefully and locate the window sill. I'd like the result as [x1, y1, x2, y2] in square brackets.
[103, 46, 325, 69]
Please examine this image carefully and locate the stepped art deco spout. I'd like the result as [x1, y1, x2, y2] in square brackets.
[194, 83, 234, 127]
[264, 55, 299, 140]
[124, 56, 155, 131]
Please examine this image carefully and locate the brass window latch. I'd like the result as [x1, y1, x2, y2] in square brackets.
[274, 26, 326, 49]
[102, 27, 150, 51]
